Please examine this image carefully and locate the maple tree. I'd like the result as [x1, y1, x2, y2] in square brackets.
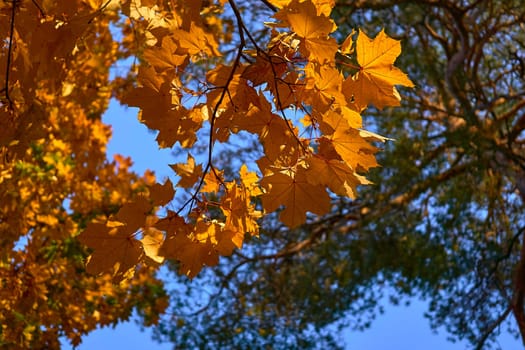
[146, 0, 525, 349]
[108, 0, 412, 281]
[0, 0, 414, 347]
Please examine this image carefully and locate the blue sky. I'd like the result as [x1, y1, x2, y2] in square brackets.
[61, 101, 522, 349]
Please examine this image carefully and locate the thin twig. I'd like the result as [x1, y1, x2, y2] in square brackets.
[475, 306, 512, 350]
[30, 0, 45, 17]
[4, 0, 18, 110]
[176, 0, 246, 216]
[260, 0, 278, 12]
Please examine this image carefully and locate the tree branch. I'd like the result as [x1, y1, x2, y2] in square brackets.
[3, 0, 18, 110]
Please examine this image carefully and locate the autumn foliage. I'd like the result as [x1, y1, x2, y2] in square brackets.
[0, 0, 412, 347]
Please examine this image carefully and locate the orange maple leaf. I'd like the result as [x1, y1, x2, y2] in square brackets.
[277, 0, 338, 63]
[159, 216, 219, 278]
[328, 126, 380, 172]
[201, 170, 225, 193]
[304, 64, 346, 112]
[318, 107, 362, 135]
[242, 54, 283, 87]
[343, 29, 414, 110]
[78, 222, 144, 283]
[221, 179, 261, 235]
[260, 167, 330, 228]
[232, 99, 299, 162]
[306, 156, 370, 199]
[141, 227, 165, 264]
[122, 66, 177, 113]
[149, 179, 175, 206]
[78, 197, 153, 282]
[172, 23, 220, 58]
[143, 35, 188, 72]
[170, 154, 203, 188]
[113, 197, 153, 234]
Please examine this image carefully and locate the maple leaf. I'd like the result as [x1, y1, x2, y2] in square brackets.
[327, 123, 380, 172]
[221, 180, 261, 235]
[213, 226, 244, 255]
[78, 222, 144, 283]
[138, 106, 201, 149]
[260, 167, 331, 228]
[170, 154, 203, 188]
[141, 227, 165, 264]
[159, 217, 219, 278]
[122, 66, 178, 113]
[306, 156, 370, 198]
[201, 170, 225, 193]
[279, 0, 338, 63]
[343, 29, 414, 110]
[270, 0, 334, 16]
[78, 197, 153, 282]
[233, 99, 299, 162]
[206, 65, 260, 110]
[340, 29, 356, 55]
[271, 71, 303, 109]
[172, 23, 220, 58]
[304, 64, 347, 112]
[240, 164, 263, 197]
[143, 35, 188, 73]
[149, 179, 175, 206]
[242, 54, 282, 87]
[317, 106, 362, 135]
[114, 197, 152, 234]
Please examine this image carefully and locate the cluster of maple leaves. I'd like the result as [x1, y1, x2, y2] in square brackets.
[0, 1, 169, 347]
[0, 0, 411, 346]
[78, 0, 413, 281]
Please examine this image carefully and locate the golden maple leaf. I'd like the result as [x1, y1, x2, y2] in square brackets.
[276, 0, 338, 63]
[306, 156, 370, 199]
[170, 154, 203, 188]
[143, 35, 188, 72]
[141, 227, 165, 264]
[260, 167, 331, 228]
[303, 64, 347, 112]
[159, 216, 219, 278]
[328, 126, 380, 172]
[172, 23, 221, 58]
[148, 179, 175, 206]
[78, 222, 144, 283]
[343, 29, 415, 110]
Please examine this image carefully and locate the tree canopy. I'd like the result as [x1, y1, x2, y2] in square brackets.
[1, 0, 524, 349]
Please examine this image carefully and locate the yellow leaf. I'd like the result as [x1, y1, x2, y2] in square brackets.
[173, 23, 220, 58]
[328, 126, 380, 172]
[121, 66, 178, 113]
[304, 64, 346, 112]
[240, 164, 263, 197]
[78, 222, 144, 283]
[260, 167, 330, 228]
[221, 180, 261, 235]
[277, 0, 337, 63]
[318, 107, 362, 135]
[159, 217, 219, 279]
[201, 170, 224, 193]
[114, 197, 152, 234]
[306, 156, 370, 198]
[169, 154, 203, 188]
[143, 35, 188, 72]
[343, 29, 414, 110]
[141, 228, 165, 264]
[340, 29, 355, 55]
